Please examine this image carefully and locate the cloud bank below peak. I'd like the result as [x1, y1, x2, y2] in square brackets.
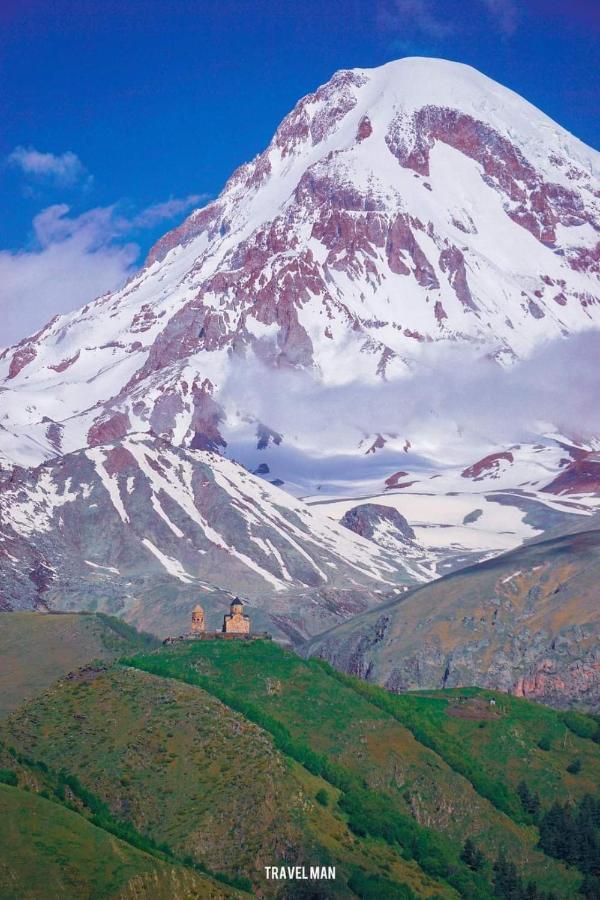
[221, 331, 600, 459]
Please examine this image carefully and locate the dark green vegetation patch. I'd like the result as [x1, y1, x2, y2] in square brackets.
[2, 634, 598, 898]
[124, 639, 600, 898]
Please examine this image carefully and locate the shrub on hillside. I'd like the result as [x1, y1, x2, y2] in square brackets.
[517, 781, 541, 819]
[0, 769, 18, 786]
[460, 837, 485, 870]
[315, 788, 329, 806]
[561, 711, 599, 742]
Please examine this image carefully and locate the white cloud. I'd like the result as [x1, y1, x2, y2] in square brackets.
[221, 332, 600, 456]
[32, 203, 116, 247]
[0, 194, 204, 347]
[7, 146, 91, 189]
[130, 194, 207, 228]
[0, 210, 138, 348]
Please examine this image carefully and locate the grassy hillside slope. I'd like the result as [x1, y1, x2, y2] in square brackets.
[0, 611, 158, 717]
[124, 641, 597, 898]
[2, 637, 598, 897]
[1, 663, 450, 899]
[347, 683, 600, 807]
[0, 783, 239, 899]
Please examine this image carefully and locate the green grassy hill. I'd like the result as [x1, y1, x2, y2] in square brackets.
[1, 637, 598, 898]
[0, 612, 158, 718]
[1, 661, 451, 899]
[0, 783, 241, 899]
[355, 684, 600, 809]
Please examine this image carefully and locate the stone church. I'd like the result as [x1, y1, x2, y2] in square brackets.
[188, 598, 250, 636]
[222, 597, 251, 634]
[164, 598, 268, 644]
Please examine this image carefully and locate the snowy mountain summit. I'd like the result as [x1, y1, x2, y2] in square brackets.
[1, 59, 599, 639]
[1, 57, 598, 468]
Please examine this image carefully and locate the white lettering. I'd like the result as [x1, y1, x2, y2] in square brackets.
[264, 864, 336, 880]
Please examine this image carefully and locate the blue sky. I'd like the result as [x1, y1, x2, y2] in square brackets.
[1, 0, 598, 344]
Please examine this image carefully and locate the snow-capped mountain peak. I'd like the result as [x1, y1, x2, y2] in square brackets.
[0, 57, 598, 473]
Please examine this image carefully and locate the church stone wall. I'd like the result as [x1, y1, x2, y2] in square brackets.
[223, 611, 250, 634]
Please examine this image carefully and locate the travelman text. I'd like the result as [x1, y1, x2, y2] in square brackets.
[264, 866, 336, 880]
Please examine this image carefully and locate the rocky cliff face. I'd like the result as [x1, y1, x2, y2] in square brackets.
[0, 435, 411, 640]
[340, 503, 416, 544]
[305, 526, 600, 711]
[0, 57, 598, 659]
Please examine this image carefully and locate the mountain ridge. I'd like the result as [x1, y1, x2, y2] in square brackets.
[305, 526, 600, 711]
[3, 633, 599, 897]
[0, 56, 598, 472]
[0, 56, 598, 679]
[0, 433, 413, 640]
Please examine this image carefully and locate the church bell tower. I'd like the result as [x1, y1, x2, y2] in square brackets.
[190, 603, 206, 636]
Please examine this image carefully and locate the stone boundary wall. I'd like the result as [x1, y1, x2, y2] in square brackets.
[163, 632, 272, 645]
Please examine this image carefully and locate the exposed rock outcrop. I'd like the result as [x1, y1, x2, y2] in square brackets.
[305, 528, 600, 711]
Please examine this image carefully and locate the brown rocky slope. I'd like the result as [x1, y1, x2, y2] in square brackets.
[304, 527, 600, 711]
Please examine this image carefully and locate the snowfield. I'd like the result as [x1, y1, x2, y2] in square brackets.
[0, 58, 598, 628]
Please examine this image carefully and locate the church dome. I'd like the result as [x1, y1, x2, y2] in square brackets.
[193, 603, 204, 613]
[230, 598, 243, 611]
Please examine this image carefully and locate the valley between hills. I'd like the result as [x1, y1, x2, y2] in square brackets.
[1, 51, 599, 900]
[0, 612, 599, 898]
